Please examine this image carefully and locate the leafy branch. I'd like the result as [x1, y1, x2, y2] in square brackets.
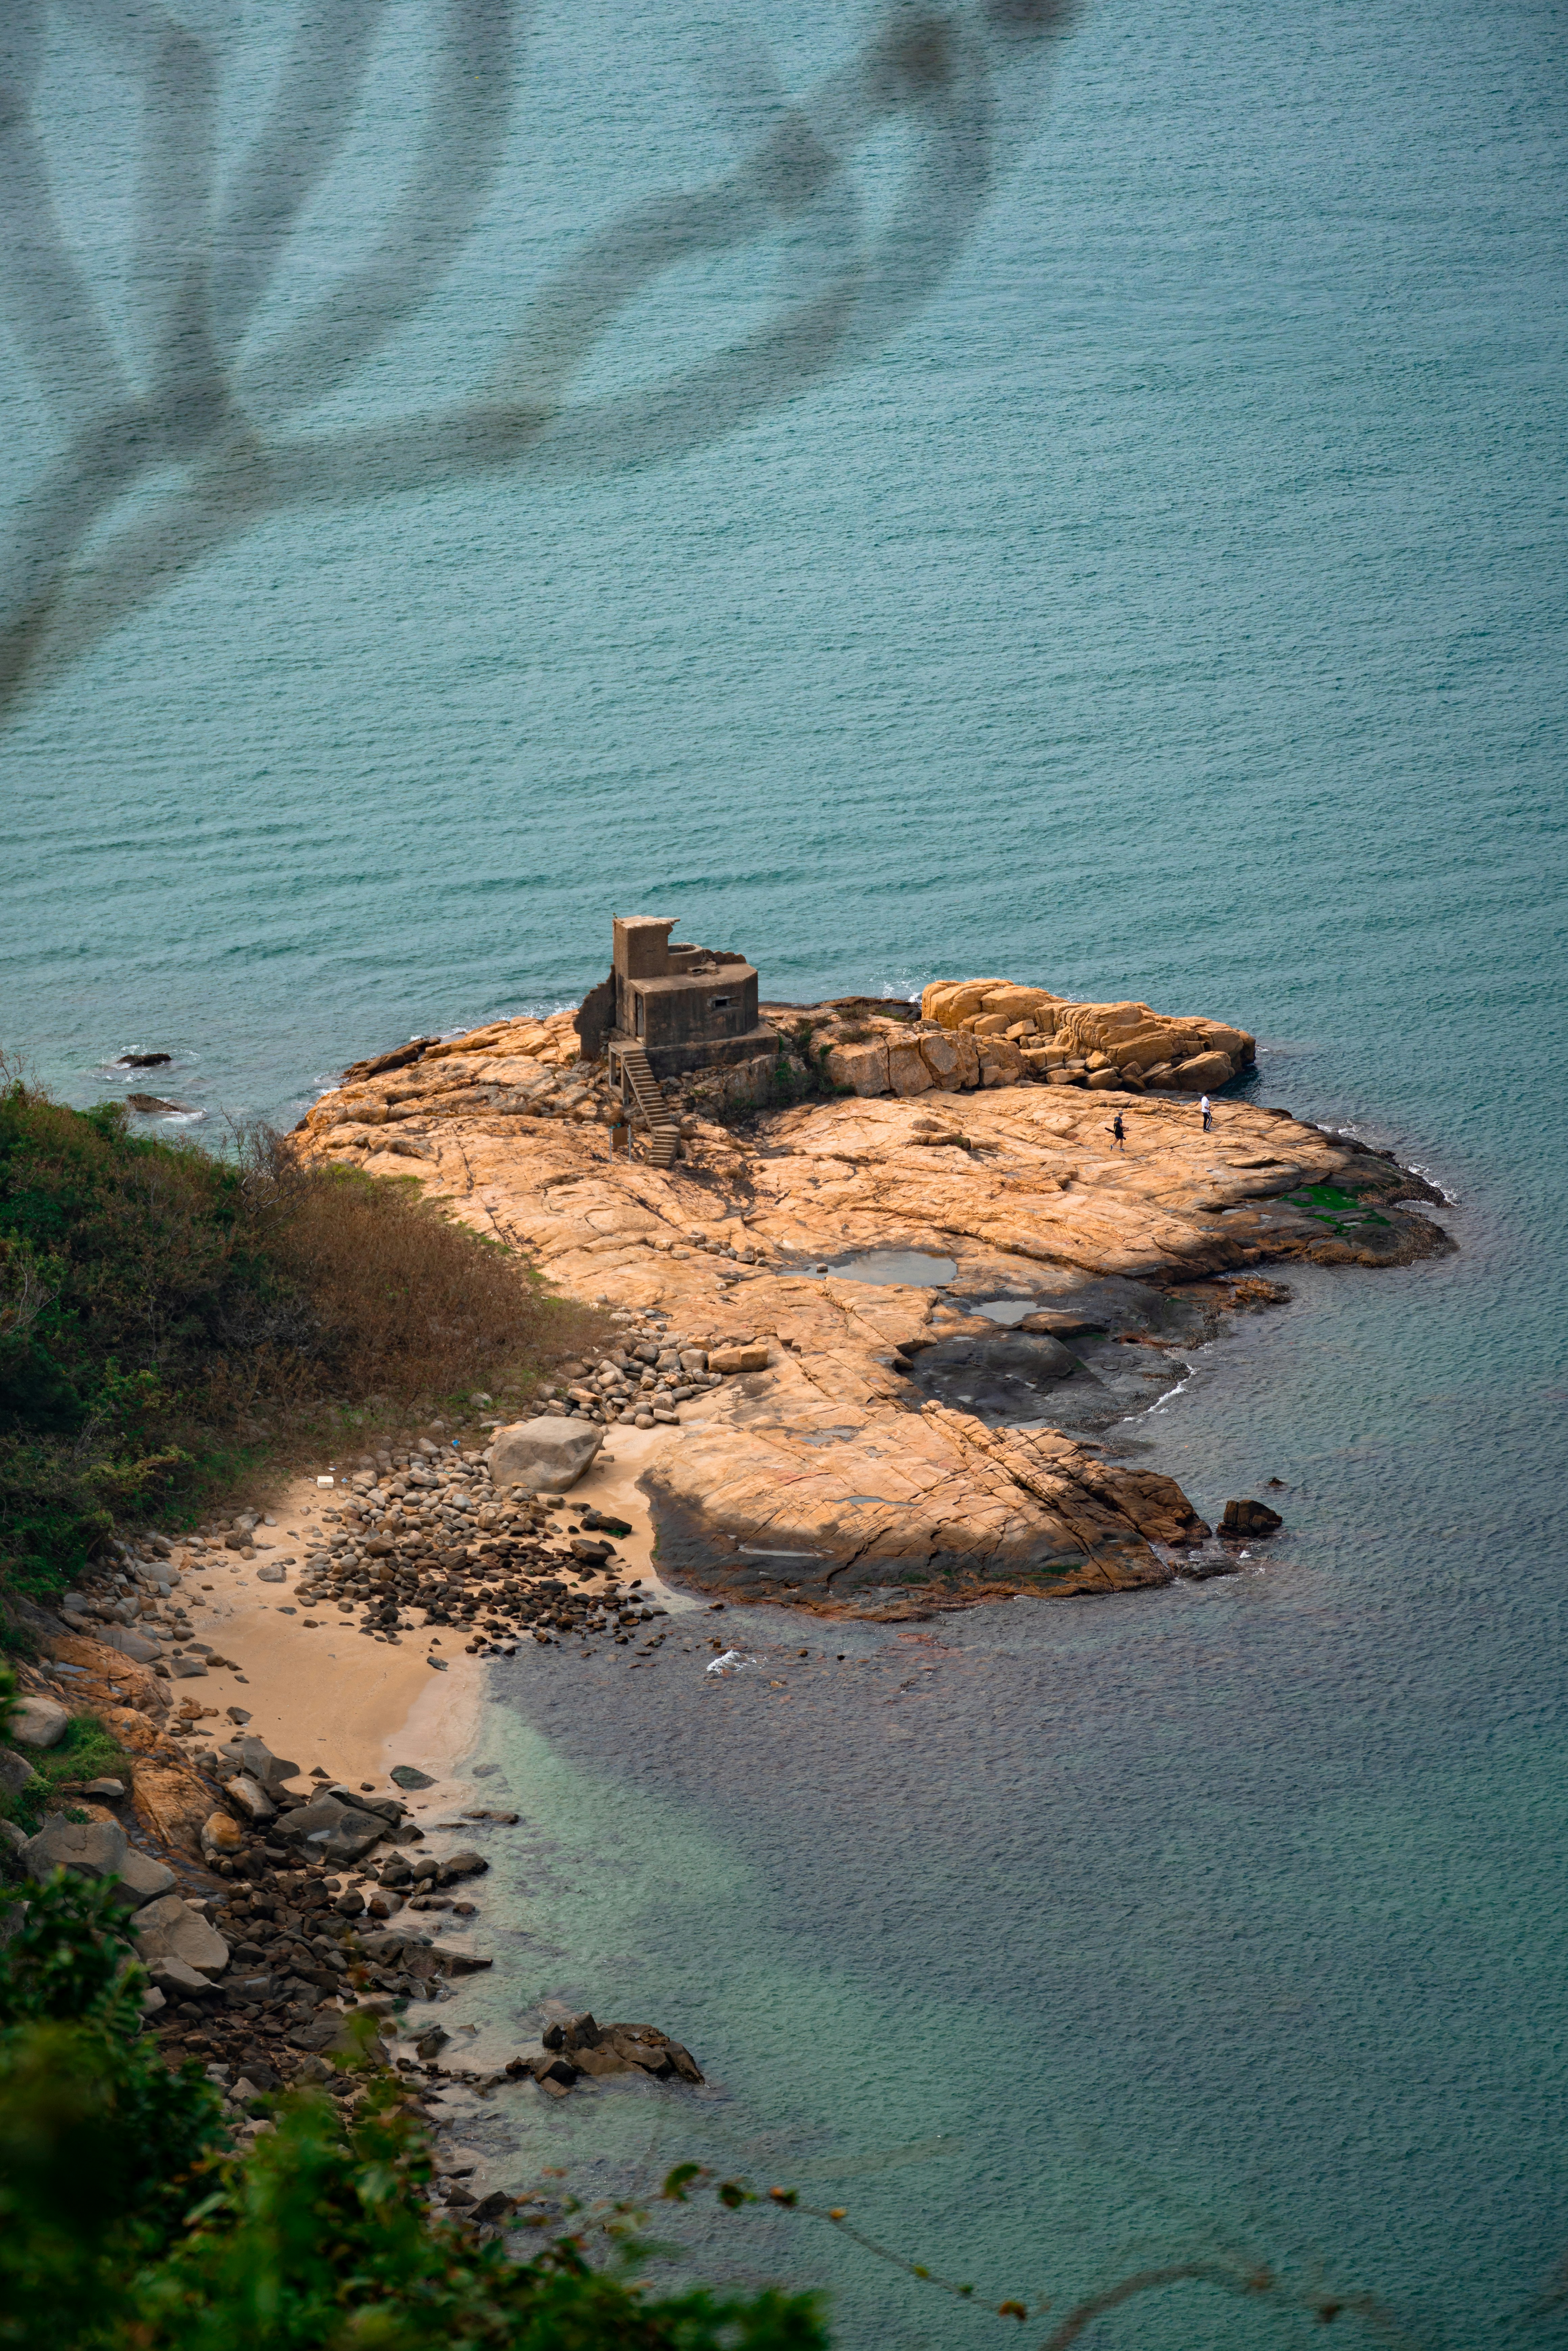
[660, 2165, 1426, 2348]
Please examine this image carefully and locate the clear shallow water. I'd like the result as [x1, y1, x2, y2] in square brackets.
[5, 0, 1567, 2340]
[824, 1249, 960, 1287]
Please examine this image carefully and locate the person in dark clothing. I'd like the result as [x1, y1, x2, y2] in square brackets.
[1110, 1112, 1126, 1150]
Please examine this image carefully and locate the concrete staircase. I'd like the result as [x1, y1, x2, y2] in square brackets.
[617, 1044, 681, 1168]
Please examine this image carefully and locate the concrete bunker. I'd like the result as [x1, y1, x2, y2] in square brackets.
[577, 916, 777, 1083]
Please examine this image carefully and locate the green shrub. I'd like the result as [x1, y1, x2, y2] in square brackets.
[766, 1031, 841, 1109]
[0, 1703, 132, 1837]
[0, 1871, 229, 2343]
[0, 1873, 828, 2351]
[0, 1073, 599, 1612]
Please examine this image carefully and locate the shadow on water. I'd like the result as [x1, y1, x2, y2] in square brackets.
[0, 0, 1082, 720]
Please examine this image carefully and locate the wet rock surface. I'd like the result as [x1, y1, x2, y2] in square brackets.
[1221, 1497, 1286, 1537]
[507, 2012, 704, 2098]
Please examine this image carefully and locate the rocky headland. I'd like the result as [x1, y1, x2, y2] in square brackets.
[0, 968, 1451, 2163]
[294, 976, 1450, 1612]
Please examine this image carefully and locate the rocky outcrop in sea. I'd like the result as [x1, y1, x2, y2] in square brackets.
[295, 973, 1450, 1609]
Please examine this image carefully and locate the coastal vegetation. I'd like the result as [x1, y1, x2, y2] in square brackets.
[0, 1070, 597, 1626]
[0, 1707, 130, 1837]
[0, 1859, 1427, 2349]
[0, 1866, 827, 2351]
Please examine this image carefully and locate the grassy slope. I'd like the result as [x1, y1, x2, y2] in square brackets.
[0, 1076, 595, 1618]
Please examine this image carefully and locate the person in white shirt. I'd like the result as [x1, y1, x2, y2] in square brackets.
[1200, 1093, 1212, 1131]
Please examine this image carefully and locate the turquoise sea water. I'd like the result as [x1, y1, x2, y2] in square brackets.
[5, 0, 1567, 2339]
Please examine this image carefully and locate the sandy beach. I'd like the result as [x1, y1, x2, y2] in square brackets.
[168, 1429, 694, 1804]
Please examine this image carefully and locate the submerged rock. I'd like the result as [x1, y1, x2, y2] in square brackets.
[1220, 1497, 1285, 1537]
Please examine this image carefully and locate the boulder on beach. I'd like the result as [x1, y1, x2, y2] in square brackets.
[13, 1694, 69, 1748]
[133, 1893, 229, 1975]
[21, 1813, 174, 1907]
[487, 1417, 603, 1493]
[99, 1626, 164, 1663]
[201, 1810, 243, 1859]
[220, 1735, 300, 1797]
[148, 1955, 215, 1996]
[223, 1773, 276, 1825]
[274, 1792, 388, 1863]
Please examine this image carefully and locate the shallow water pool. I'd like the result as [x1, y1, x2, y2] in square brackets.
[822, 1247, 957, 1287]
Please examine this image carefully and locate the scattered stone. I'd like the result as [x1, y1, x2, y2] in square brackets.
[133, 1894, 230, 1976]
[101, 1625, 165, 1662]
[211, 1737, 298, 1797]
[149, 1955, 215, 1997]
[80, 1777, 126, 1799]
[201, 1812, 244, 1859]
[20, 1815, 176, 1906]
[289, 2015, 353, 2054]
[223, 1773, 277, 1825]
[390, 1765, 436, 1790]
[273, 1793, 388, 1864]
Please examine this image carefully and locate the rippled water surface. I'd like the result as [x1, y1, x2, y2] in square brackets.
[5, 0, 1567, 2339]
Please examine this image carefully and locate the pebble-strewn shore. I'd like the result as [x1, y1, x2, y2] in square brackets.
[1, 1429, 720, 2176]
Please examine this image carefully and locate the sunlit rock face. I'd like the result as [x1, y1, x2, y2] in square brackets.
[298, 1014, 1448, 1614]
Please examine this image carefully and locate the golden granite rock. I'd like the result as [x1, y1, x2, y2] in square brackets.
[294, 1003, 1447, 1611]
